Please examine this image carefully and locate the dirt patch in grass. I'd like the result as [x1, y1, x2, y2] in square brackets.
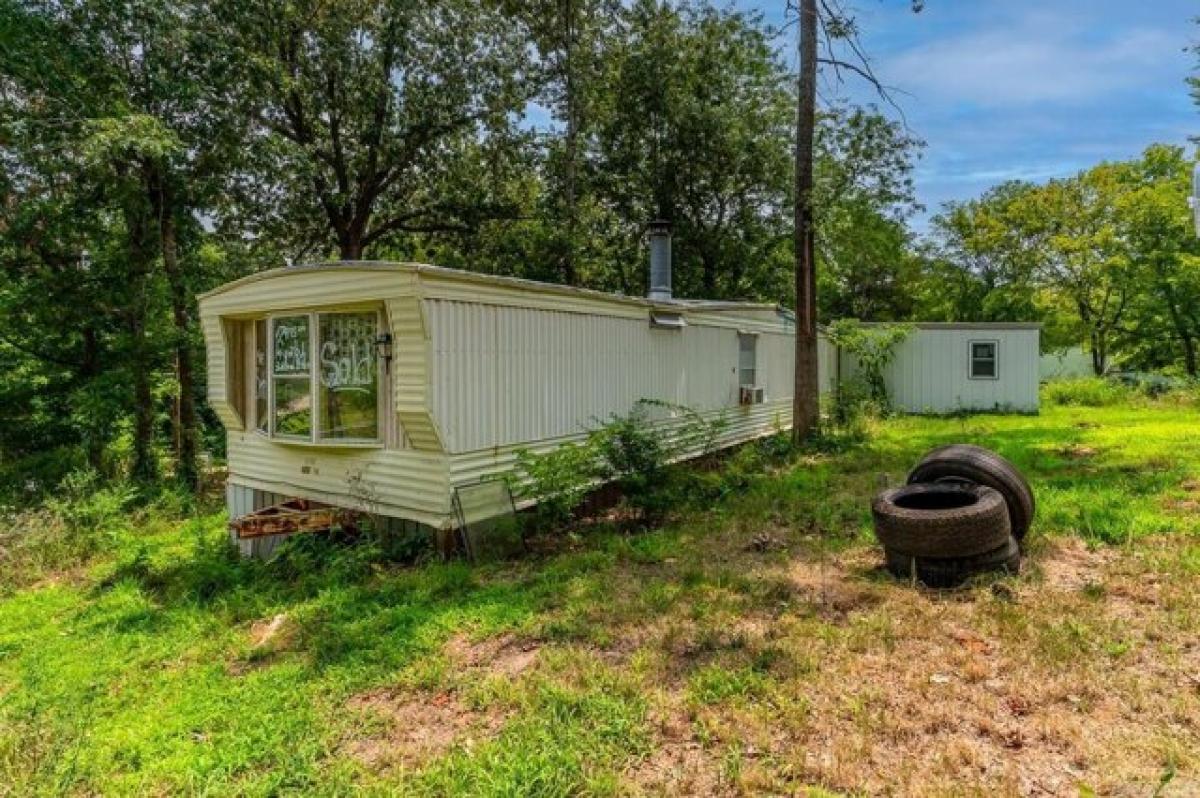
[344, 688, 507, 771]
[624, 711, 731, 797]
[1032, 537, 1114, 592]
[444, 632, 541, 678]
[787, 552, 885, 619]
[227, 613, 298, 675]
[249, 613, 293, 649]
[1057, 443, 1100, 459]
[1165, 478, 1200, 513]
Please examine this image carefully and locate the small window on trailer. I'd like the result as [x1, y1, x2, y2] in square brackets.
[969, 340, 998, 379]
[738, 332, 758, 386]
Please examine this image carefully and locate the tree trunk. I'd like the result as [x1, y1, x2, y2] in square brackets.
[1159, 276, 1198, 377]
[126, 205, 158, 483]
[340, 230, 364, 260]
[1089, 330, 1107, 376]
[701, 250, 717, 298]
[791, 0, 819, 445]
[154, 180, 200, 491]
[1182, 335, 1198, 377]
[80, 325, 104, 471]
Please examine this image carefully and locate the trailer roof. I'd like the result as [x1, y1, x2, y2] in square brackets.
[198, 260, 786, 315]
[856, 321, 1042, 330]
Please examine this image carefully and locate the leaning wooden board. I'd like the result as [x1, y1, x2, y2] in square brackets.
[230, 498, 338, 539]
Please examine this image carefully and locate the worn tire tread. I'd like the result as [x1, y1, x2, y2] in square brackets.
[872, 483, 1011, 558]
[885, 536, 1021, 588]
[907, 444, 1036, 542]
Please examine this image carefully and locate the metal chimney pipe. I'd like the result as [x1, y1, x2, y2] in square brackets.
[647, 219, 672, 301]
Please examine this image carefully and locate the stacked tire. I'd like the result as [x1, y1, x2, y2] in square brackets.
[874, 445, 1034, 588]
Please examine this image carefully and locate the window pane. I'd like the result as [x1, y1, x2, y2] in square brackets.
[319, 313, 379, 439]
[271, 316, 311, 436]
[255, 319, 268, 432]
[273, 315, 310, 375]
[274, 377, 312, 436]
[972, 360, 995, 377]
[971, 342, 997, 378]
[738, 334, 757, 385]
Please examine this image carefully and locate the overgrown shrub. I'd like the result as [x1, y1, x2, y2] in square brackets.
[826, 320, 913, 415]
[0, 469, 142, 593]
[508, 442, 600, 531]
[507, 399, 727, 532]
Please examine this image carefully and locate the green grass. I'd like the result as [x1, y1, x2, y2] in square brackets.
[1, 398, 1198, 795]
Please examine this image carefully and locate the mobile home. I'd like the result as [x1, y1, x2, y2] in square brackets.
[200, 252, 1038, 553]
[199, 258, 836, 549]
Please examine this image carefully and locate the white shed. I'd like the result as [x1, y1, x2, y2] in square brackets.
[839, 323, 1041, 414]
[199, 260, 836, 543]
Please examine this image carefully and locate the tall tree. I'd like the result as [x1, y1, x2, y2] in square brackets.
[1119, 145, 1200, 375]
[513, 0, 621, 286]
[814, 105, 923, 321]
[594, 1, 794, 299]
[930, 182, 1047, 325]
[217, 0, 534, 261]
[4, 0, 251, 488]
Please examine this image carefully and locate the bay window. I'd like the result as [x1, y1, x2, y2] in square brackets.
[254, 310, 382, 443]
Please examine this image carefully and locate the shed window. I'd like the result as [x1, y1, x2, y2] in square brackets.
[738, 333, 758, 386]
[969, 340, 998, 379]
[259, 311, 382, 443]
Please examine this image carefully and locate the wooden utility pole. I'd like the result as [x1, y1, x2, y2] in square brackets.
[792, 0, 820, 444]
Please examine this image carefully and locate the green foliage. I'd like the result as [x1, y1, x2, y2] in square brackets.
[826, 319, 913, 414]
[1042, 378, 1133, 408]
[509, 400, 727, 532]
[510, 442, 600, 530]
[824, 378, 873, 447]
[0, 470, 146, 595]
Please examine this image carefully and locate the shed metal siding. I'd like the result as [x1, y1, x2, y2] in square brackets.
[1040, 346, 1093, 380]
[842, 327, 1039, 413]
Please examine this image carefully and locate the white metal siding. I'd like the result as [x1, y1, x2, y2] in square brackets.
[224, 432, 451, 524]
[427, 299, 797, 453]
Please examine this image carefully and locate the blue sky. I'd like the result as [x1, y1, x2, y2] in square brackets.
[744, 0, 1198, 230]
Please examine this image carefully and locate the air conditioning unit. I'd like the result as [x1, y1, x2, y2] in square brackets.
[739, 385, 765, 405]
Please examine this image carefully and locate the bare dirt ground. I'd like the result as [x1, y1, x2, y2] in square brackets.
[340, 530, 1200, 796]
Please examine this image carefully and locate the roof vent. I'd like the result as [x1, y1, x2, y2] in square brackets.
[647, 220, 672, 301]
[650, 311, 686, 330]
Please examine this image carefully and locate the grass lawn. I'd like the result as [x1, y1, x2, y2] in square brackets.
[2, 399, 1200, 796]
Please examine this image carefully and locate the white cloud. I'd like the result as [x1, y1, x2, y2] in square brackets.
[883, 11, 1184, 108]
